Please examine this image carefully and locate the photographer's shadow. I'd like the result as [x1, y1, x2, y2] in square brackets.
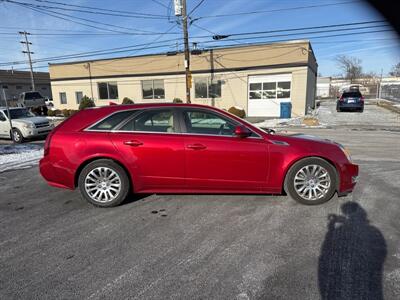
[318, 202, 387, 300]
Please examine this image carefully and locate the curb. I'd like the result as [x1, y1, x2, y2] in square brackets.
[377, 100, 400, 114]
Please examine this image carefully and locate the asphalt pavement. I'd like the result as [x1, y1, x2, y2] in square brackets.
[0, 101, 399, 299]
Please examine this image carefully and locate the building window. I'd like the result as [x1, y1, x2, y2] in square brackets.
[16, 85, 22, 90]
[194, 78, 222, 99]
[60, 92, 67, 104]
[98, 82, 118, 100]
[141, 79, 165, 99]
[249, 80, 291, 100]
[41, 87, 47, 90]
[75, 91, 83, 104]
[2, 85, 8, 89]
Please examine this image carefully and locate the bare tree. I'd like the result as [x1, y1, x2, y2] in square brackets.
[389, 62, 400, 77]
[335, 55, 363, 83]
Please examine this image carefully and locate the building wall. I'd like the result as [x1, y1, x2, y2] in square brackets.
[50, 41, 317, 117]
[51, 65, 312, 117]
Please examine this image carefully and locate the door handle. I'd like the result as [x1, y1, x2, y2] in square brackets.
[123, 140, 143, 147]
[187, 143, 207, 150]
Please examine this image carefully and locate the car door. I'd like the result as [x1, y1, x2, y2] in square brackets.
[0, 111, 10, 137]
[109, 108, 185, 192]
[179, 108, 269, 191]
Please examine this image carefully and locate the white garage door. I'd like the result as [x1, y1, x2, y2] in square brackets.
[248, 74, 292, 117]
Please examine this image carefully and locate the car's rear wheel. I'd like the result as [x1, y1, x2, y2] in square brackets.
[11, 128, 24, 143]
[78, 159, 130, 207]
[285, 157, 337, 205]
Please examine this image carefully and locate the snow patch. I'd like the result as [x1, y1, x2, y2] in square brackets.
[0, 144, 43, 172]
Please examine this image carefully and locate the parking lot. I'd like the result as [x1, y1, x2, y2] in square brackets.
[1, 101, 400, 299]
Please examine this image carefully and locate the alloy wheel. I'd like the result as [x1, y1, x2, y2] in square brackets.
[293, 164, 331, 201]
[84, 167, 122, 203]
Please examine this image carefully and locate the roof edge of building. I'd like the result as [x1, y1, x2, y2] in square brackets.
[49, 39, 311, 67]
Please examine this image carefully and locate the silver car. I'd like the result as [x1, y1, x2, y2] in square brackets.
[0, 107, 54, 143]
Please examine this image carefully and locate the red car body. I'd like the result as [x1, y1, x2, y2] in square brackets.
[40, 103, 358, 198]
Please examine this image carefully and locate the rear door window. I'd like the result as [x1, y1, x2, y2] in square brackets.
[118, 109, 176, 133]
[89, 110, 135, 131]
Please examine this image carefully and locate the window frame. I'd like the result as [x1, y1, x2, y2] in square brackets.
[194, 77, 222, 99]
[75, 91, 83, 104]
[141, 79, 165, 100]
[59, 92, 67, 104]
[114, 108, 180, 133]
[178, 108, 261, 138]
[97, 82, 119, 100]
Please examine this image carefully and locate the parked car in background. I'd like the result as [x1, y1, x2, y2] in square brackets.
[17, 91, 46, 108]
[337, 91, 365, 112]
[0, 107, 54, 143]
[40, 103, 358, 207]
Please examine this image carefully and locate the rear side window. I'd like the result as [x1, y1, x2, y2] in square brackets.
[24, 92, 43, 100]
[119, 109, 175, 133]
[89, 110, 134, 131]
[342, 92, 362, 98]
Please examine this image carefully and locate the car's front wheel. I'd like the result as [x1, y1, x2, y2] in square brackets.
[11, 128, 24, 143]
[285, 157, 337, 205]
[78, 159, 130, 207]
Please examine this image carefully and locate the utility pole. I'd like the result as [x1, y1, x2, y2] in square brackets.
[1, 84, 14, 143]
[181, 0, 191, 103]
[19, 31, 35, 91]
[379, 68, 383, 99]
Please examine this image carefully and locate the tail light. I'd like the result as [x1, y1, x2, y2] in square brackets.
[43, 131, 54, 156]
[339, 96, 344, 102]
[360, 96, 365, 102]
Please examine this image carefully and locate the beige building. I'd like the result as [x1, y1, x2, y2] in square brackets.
[49, 40, 317, 118]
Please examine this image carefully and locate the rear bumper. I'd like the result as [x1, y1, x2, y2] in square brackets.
[338, 102, 364, 110]
[338, 162, 359, 195]
[39, 156, 74, 190]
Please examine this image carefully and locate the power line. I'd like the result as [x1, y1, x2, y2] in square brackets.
[188, 0, 206, 16]
[7, 1, 167, 35]
[150, 0, 170, 10]
[204, 24, 392, 44]
[7, 0, 169, 20]
[31, 0, 169, 18]
[194, 0, 361, 19]
[209, 20, 387, 38]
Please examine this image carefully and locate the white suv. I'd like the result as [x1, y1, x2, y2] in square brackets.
[0, 107, 54, 143]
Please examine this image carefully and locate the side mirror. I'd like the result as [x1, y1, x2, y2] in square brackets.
[234, 125, 252, 138]
[0, 115, 6, 122]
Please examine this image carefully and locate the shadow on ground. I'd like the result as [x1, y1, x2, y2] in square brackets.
[318, 201, 387, 300]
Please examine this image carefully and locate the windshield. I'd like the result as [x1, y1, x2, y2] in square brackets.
[3, 109, 35, 119]
[24, 92, 44, 100]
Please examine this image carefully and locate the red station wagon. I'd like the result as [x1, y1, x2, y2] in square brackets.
[40, 103, 358, 207]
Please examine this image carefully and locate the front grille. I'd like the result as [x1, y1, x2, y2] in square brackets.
[35, 122, 50, 128]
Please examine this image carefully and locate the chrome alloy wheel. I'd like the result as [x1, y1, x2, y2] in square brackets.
[84, 167, 122, 203]
[293, 164, 331, 201]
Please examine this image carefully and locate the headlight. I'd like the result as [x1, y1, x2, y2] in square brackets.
[22, 123, 35, 129]
[338, 144, 352, 162]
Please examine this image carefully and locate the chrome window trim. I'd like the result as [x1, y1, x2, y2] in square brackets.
[108, 129, 264, 140]
[84, 105, 263, 140]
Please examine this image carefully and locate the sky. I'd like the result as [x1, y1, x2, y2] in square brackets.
[0, 0, 399, 77]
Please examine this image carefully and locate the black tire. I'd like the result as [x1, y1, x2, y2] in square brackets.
[78, 159, 130, 207]
[284, 157, 337, 205]
[359, 108, 364, 113]
[11, 128, 24, 143]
